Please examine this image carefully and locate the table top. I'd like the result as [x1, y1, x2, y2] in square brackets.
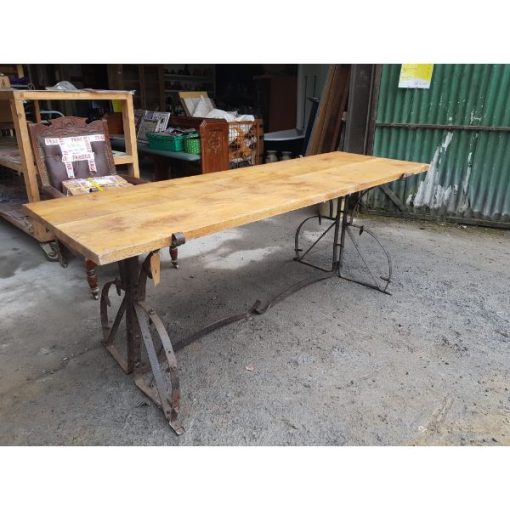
[24, 152, 428, 266]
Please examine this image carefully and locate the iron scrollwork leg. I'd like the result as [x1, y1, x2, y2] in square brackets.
[294, 197, 342, 273]
[294, 193, 393, 294]
[100, 246, 184, 435]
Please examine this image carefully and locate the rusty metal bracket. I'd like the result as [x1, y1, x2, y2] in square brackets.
[100, 278, 129, 373]
[100, 254, 183, 434]
[171, 232, 186, 247]
[134, 301, 183, 435]
[294, 193, 393, 294]
[39, 241, 60, 262]
[169, 232, 185, 269]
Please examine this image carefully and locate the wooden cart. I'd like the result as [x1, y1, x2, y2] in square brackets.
[0, 89, 140, 244]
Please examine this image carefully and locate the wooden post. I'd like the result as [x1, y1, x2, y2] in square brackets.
[10, 97, 40, 204]
[121, 94, 140, 178]
[9, 96, 48, 240]
[33, 100, 42, 123]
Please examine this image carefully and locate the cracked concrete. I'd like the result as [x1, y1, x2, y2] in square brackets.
[0, 207, 509, 445]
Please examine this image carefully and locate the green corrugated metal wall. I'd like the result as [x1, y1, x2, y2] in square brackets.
[367, 64, 510, 225]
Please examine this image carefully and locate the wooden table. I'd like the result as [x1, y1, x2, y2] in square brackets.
[25, 151, 428, 434]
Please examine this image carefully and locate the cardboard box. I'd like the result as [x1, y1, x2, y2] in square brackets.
[0, 75, 10, 88]
[62, 175, 132, 196]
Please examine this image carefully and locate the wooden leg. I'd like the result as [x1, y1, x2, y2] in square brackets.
[85, 259, 99, 300]
[152, 154, 174, 181]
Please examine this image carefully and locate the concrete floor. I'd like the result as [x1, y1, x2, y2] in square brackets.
[0, 208, 509, 445]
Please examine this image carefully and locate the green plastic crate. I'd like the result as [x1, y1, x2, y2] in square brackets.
[184, 134, 201, 155]
[147, 132, 184, 152]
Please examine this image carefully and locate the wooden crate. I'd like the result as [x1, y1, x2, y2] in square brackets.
[228, 119, 263, 168]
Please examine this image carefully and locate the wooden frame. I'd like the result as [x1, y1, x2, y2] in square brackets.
[0, 89, 140, 242]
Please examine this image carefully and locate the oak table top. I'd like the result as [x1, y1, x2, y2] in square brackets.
[24, 151, 428, 266]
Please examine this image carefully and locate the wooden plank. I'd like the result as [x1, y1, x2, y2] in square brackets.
[316, 65, 340, 152]
[306, 65, 351, 155]
[18, 90, 134, 101]
[121, 95, 140, 178]
[25, 152, 428, 266]
[33, 100, 42, 123]
[0, 204, 33, 236]
[9, 98, 39, 203]
[113, 154, 133, 166]
[0, 203, 53, 241]
[0, 157, 23, 173]
[327, 67, 350, 152]
[306, 66, 335, 155]
[0, 137, 23, 172]
[9, 96, 49, 240]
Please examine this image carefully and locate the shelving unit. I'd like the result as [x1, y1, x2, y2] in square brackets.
[107, 64, 216, 115]
[107, 65, 165, 111]
[0, 89, 140, 242]
[164, 65, 215, 115]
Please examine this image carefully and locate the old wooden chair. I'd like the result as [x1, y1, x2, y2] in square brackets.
[28, 116, 147, 299]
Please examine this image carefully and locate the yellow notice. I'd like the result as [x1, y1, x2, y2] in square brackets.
[111, 100, 122, 112]
[398, 64, 434, 89]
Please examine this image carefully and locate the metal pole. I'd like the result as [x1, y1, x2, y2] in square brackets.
[331, 196, 343, 271]
[337, 195, 351, 276]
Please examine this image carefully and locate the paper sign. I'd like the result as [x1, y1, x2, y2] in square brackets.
[45, 134, 105, 177]
[398, 64, 434, 89]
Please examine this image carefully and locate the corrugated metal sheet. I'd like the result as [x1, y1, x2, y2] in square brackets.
[367, 64, 510, 225]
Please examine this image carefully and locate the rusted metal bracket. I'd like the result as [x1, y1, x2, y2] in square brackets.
[38, 239, 76, 268]
[171, 232, 186, 247]
[39, 241, 60, 262]
[169, 232, 185, 269]
[100, 252, 184, 435]
[294, 193, 393, 294]
[133, 301, 183, 434]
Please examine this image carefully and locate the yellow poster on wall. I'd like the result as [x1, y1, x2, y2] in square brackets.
[398, 64, 434, 89]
